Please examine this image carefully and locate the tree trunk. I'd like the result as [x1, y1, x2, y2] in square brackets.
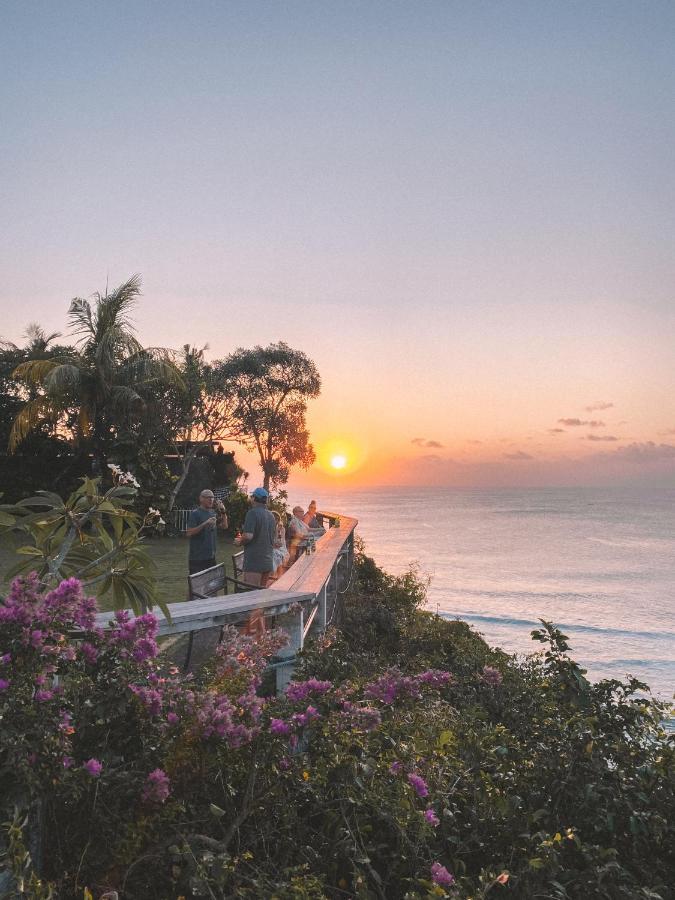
[167, 445, 200, 513]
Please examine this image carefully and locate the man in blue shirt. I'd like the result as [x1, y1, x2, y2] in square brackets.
[234, 487, 277, 587]
[186, 489, 228, 575]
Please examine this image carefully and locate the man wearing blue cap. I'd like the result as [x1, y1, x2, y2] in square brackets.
[234, 487, 277, 587]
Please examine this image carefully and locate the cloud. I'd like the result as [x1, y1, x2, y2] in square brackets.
[548, 428, 565, 434]
[411, 437, 444, 448]
[585, 401, 614, 412]
[586, 434, 618, 442]
[613, 442, 675, 463]
[558, 418, 605, 427]
[467, 439, 483, 444]
[503, 451, 533, 460]
[658, 427, 675, 436]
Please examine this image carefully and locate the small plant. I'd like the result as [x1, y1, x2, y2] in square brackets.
[0, 470, 161, 614]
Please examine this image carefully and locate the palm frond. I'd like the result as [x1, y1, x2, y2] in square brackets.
[24, 323, 62, 352]
[95, 275, 142, 337]
[12, 358, 59, 386]
[44, 363, 82, 395]
[95, 327, 143, 370]
[68, 298, 94, 339]
[109, 384, 145, 415]
[121, 351, 185, 389]
[8, 397, 60, 451]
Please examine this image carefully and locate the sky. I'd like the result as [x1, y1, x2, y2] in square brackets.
[1, 0, 674, 490]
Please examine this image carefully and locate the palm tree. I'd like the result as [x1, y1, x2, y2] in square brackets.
[9, 275, 183, 473]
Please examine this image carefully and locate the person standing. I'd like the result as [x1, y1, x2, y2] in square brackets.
[186, 489, 228, 575]
[235, 487, 277, 588]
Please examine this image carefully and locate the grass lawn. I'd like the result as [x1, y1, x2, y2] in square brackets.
[0, 534, 237, 612]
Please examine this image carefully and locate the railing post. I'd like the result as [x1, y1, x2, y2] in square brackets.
[274, 606, 305, 694]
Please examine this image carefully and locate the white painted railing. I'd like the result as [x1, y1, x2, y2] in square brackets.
[94, 512, 357, 692]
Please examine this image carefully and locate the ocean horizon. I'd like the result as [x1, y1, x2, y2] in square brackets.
[290, 484, 674, 706]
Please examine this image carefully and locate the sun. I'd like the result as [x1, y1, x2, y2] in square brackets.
[330, 454, 347, 470]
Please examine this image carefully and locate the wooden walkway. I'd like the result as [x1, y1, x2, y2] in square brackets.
[94, 512, 357, 691]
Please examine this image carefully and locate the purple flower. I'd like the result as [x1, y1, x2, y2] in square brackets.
[30, 629, 45, 648]
[80, 642, 98, 665]
[270, 718, 291, 736]
[482, 665, 503, 687]
[167, 711, 179, 725]
[132, 637, 159, 663]
[0, 654, 11, 665]
[337, 702, 382, 732]
[84, 758, 102, 777]
[35, 689, 54, 702]
[418, 669, 454, 688]
[0, 678, 9, 691]
[285, 678, 333, 702]
[278, 756, 291, 771]
[62, 756, 74, 769]
[291, 705, 321, 728]
[431, 862, 455, 887]
[424, 808, 440, 827]
[407, 773, 429, 798]
[364, 668, 423, 704]
[141, 768, 171, 804]
[389, 761, 403, 775]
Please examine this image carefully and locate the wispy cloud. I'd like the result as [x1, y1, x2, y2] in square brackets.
[586, 434, 618, 442]
[548, 428, 565, 434]
[412, 437, 444, 448]
[419, 453, 445, 464]
[585, 401, 614, 412]
[558, 418, 605, 427]
[503, 451, 533, 460]
[613, 442, 675, 462]
[658, 427, 675, 436]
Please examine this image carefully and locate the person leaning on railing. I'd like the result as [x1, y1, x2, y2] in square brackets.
[287, 506, 311, 565]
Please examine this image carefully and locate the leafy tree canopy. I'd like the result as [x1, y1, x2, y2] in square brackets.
[216, 342, 321, 490]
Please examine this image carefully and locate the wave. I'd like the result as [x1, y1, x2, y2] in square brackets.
[437, 610, 675, 642]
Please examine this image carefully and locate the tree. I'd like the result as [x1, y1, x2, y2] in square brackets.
[216, 342, 320, 490]
[0, 326, 80, 501]
[8, 275, 183, 474]
[159, 345, 241, 511]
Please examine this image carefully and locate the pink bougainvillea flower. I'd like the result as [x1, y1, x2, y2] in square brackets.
[269, 718, 291, 735]
[0, 678, 9, 691]
[84, 758, 102, 777]
[431, 861, 455, 887]
[407, 772, 429, 798]
[424, 808, 440, 826]
[481, 665, 503, 687]
[141, 768, 171, 804]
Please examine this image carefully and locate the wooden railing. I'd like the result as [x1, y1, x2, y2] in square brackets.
[93, 512, 357, 692]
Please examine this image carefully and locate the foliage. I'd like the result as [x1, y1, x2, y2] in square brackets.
[0, 471, 161, 615]
[0, 550, 673, 899]
[0, 328, 81, 503]
[216, 342, 321, 491]
[8, 276, 183, 475]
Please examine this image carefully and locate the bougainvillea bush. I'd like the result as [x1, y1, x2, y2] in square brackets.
[1, 552, 674, 899]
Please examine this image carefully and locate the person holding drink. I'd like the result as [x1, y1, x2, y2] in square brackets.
[186, 488, 228, 575]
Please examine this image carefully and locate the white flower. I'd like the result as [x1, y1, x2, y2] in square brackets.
[158, 517, 166, 525]
[107, 463, 122, 476]
[118, 472, 140, 488]
[148, 507, 160, 517]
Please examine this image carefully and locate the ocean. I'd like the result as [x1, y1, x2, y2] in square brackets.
[295, 486, 674, 705]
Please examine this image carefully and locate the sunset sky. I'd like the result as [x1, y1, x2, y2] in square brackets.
[2, 1, 674, 490]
